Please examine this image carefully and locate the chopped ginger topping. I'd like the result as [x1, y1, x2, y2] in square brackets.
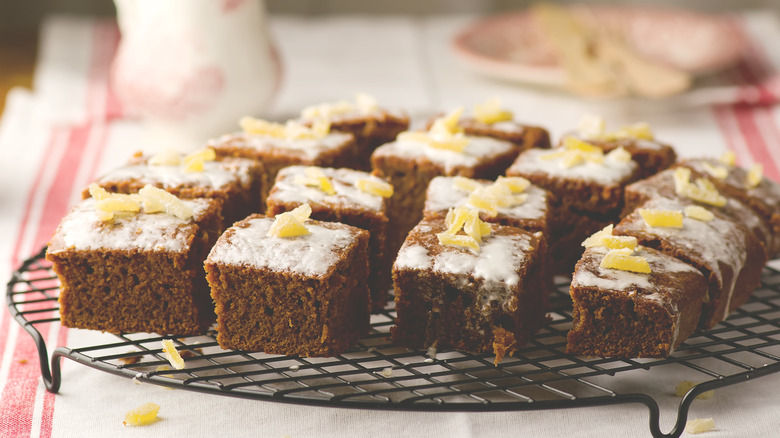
[673, 167, 727, 207]
[453, 176, 482, 193]
[240, 116, 330, 140]
[600, 235, 638, 250]
[294, 167, 336, 195]
[719, 151, 736, 167]
[161, 339, 185, 370]
[638, 208, 684, 228]
[432, 107, 465, 136]
[355, 178, 393, 197]
[473, 98, 513, 124]
[674, 380, 715, 399]
[495, 176, 530, 193]
[438, 206, 491, 252]
[603, 122, 654, 141]
[138, 185, 193, 220]
[149, 148, 181, 166]
[268, 203, 312, 238]
[563, 136, 603, 155]
[701, 162, 728, 180]
[123, 402, 160, 427]
[684, 205, 715, 222]
[746, 163, 763, 188]
[397, 107, 470, 153]
[684, 418, 716, 434]
[606, 146, 632, 163]
[95, 197, 141, 222]
[542, 136, 606, 169]
[576, 115, 654, 141]
[300, 93, 379, 119]
[582, 224, 614, 248]
[673, 167, 692, 192]
[181, 147, 216, 173]
[600, 249, 651, 274]
[437, 233, 480, 252]
[88, 183, 112, 201]
[576, 114, 606, 139]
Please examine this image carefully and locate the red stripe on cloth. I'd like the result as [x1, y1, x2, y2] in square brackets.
[732, 107, 780, 181]
[712, 106, 749, 166]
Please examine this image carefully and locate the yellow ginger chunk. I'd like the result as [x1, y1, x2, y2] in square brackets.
[397, 129, 469, 153]
[95, 197, 141, 222]
[464, 212, 492, 242]
[240, 116, 286, 137]
[638, 208, 684, 228]
[495, 176, 530, 193]
[239, 116, 328, 140]
[684, 205, 714, 222]
[600, 249, 651, 274]
[563, 136, 603, 154]
[88, 183, 111, 201]
[540, 149, 566, 161]
[681, 179, 728, 207]
[576, 114, 606, 139]
[296, 167, 335, 195]
[674, 381, 715, 399]
[355, 178, 393, 197]
[138, 185, 193, 220]
[746, 163, 763, 188]
[473, 98, 513, 124]
[431, 107, 465, 136]
[181, 147, 216, 173]
[436, 233, 480, 252]
[701, 162, 728, 180]
[452, 176, 481, 193]
[268, 204, 312, 238]
[161, 339, 185, 370]
[444, 206, 474, 234]
[684, 418, 716, 434]
[673, 167, 692, 193]
[582, 224, 614, 247]
[604, 122, 654, 141]
[606, 146, 632, 163]
[719, 151, 736, 167]
[467, 188, 499, 217]
[123, 402, 160, 427]
[149, 148, 181, 166]
[355, 92, 379, 113]
[600, 235, 637, 250]
[301, 99, 354, 119]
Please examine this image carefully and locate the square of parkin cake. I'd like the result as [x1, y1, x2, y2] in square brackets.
[204, 210, 370, 357]
[266, 165, 392, 312]
[614, 197, 766, 329]
[47, 192, 223, 335]
[208, 117, 359, 205]
[391, 217, 549, 363]
[566, 245, 707, 358]
[86, 149, 263, 227]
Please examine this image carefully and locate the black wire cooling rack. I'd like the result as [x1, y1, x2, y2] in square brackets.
[7, 247, 780, 438]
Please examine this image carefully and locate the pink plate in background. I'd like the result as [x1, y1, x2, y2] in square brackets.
[452, 6, 745, 89]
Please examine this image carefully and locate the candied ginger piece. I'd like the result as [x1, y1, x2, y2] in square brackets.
[290, 203, 312, 221]
[701, 162, 728, 180]
[301, 99, 355, 119]
[600, 235, 637, 250]
[437, 232, 480, 252]
[674, 381, 715, 399]
[638, 208, 683, 228]
[605, 122, 654, 141]
[684, 205, 714, 222]
[431, 107, 465, 135]
[444, 206, 474, 234]
[582, 224, 614, 248]
[149, 148, 181, 166]
[673, 167, 692, 193]
[123, 402, 160, 427]
[181, 147, 216, 173]
[747, 163, 763, 188]
[268, 204, 311, 238]
[680, 181, 727, 207]
[473, 98, 513, 124]
[355, 178, 393, 197]
[302, 167, 335, 195]
[161, 339, 185, 370]
[540, 149, 566, 161]
[719, 151, 736, 167]
[561, 150, 585, 169]
[600, 249, 651, 274]
[88, 183, 111, 201]
[453, 176, 481, 193]
[685, 418, 716, 434]
[576, 114, 606, 139]
[355, 92, 379, 113]
[495, 176, 530, 193]
[138, 185, 193, 220]
[467, 189, 499, 217]
[563, 136, 603, 154]
[240, 116, 286, 137]
[397, 131, 430, 144]
[606, 146, 632, 163]
[310, 118, 331, 137]
[464, 212, 492, 242]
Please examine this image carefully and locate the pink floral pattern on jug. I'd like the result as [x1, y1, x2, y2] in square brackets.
[112, 0, 281, 151]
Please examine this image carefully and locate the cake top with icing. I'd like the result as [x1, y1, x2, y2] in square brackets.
[424, 176, 547, 222]
[207, 215, 363, 277]
[268, 166, 389, 212]
[393, 219, 539, 288]
[507, 147, 637, 185]
[207, 130, 354, 161]
[299, 93, 408, 124]
[681, 157, 780, 211]
[48, 197, 213, 253]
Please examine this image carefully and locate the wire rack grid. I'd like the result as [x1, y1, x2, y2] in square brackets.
[7, 247, 780, 438]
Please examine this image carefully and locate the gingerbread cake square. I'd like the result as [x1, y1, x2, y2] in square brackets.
[204, 213, 370, 356]
[391, 218, 549, 359]
[567, 245, 707, 358]
[266, 166, 392, 312]
[47, 195, 223, 335]
[614, 197, 766, 329]
[86, 150, 263, 227]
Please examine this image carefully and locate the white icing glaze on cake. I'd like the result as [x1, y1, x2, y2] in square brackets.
[372, 136, 515, 174]
[207, 217, 358, 276]
[50, 197, 212, 253]
[269, 166, 386, 211]
[208, 131, 353, 161]
[507, 148, 637, 185]
[684, 158, 780, 212]
[300, 108, 408, 124]
[424, 176, 547, 221]
[96, 157, 254, 189]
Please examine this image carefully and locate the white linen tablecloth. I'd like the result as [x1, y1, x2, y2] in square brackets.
[2, 12, 780, 437]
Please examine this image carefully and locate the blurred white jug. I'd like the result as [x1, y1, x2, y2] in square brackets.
[112, 0, 281, 152]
